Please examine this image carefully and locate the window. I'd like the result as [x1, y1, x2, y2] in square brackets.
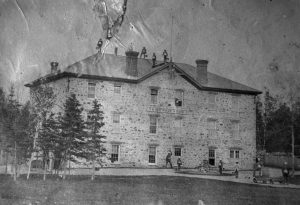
[208, 93, 217, 110]
[208, 149, 215, 166]
[112, 113, 120, 123]
[150, 89, 158, 104]
[88, 82, 96, 98]
[149, 146, 156, 164]
[175, 90, 184, 107]
[230, 150, 240, 159]
[149, 115, 157, 133]
[207, 120, 217, 137]
[111, 145, 120, 162]
[114, 84, 121, 94]
[232, 95, 239, 111]
[174, 147, 181, 156]
[232, 122, 239, 138]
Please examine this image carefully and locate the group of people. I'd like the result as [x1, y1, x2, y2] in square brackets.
[165, 150, 182, 170]
[165, 152, 291, 184]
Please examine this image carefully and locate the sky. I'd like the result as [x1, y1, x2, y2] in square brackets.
[0, 0, 300, 102]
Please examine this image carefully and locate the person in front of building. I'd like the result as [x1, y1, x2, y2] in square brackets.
[282, 161, 289, 184]
[253, 157, 263, 177]
[166, 150, 173, 168]
[163, 49, 168, 63]
[218, 160, 223, 175]
[234, 162, 239, 178]
[257, 158, 263, 176]
[177, 157, 182, 171]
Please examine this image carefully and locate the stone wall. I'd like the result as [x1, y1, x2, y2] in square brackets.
[46, 69, 256, 169]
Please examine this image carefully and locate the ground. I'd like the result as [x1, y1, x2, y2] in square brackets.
[0, 174, 300, 205]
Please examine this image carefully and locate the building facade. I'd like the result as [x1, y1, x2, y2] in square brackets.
[26, 50, 261, 169]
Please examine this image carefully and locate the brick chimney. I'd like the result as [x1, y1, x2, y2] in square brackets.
[125, 50, 139, 77]
[195, 59, 208, 84]
[50, 62, 58, 74]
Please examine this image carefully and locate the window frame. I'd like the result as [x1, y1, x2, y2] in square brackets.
[112, 112, 120, 123]
[175, 89, 184, 107]
[148, 146, 157, 164]
[232, 95, 240, 111]
[174, 147, 182, 157]
[114, 83, 121, 94]
[207, 119, 217, 137]
[232, 121, 239, 138]
[208, 148, 216, 166]
[230, 150, 240, 159]
[88, 82, 96, 98]
[208, 92, 217, 111]
[149, 115, 158, 134]
[150, 88, 158, 104]
[111, 144, 120, 163]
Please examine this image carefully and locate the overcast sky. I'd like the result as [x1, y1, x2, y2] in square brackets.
[1, 0, 300, 102]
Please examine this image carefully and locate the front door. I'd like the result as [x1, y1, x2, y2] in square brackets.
[208, 149, 215, 166]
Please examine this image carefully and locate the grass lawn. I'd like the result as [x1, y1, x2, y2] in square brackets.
[0, 174, 300, 205]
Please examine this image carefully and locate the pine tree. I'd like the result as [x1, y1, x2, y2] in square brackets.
[38, 112, 60, 180]
[60, 93, 86, 179]
[26, 84, 56, 179]
[85, 99, 106, 180]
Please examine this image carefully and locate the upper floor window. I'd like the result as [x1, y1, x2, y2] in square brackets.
[150, 89, 158, 104]
[232, 95, 239, 111]
[149, 115, 158, 133]
[207, 119, 217, 137]
[208, 92, 217, 110]
[175, 90, 184, 107]
[88, 82, 96, 98]
[114, 84, 121, 94]
[231, 120, 239, 138]
[112, 112, 120, 123]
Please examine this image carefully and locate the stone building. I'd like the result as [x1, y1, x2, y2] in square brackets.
[25, 50, 261, 169]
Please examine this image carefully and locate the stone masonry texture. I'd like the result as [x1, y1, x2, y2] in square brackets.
[42, 68, 257, 170]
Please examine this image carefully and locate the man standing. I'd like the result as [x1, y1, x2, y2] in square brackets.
[218, 160, 223, 175]
[166, 150, 173, 168]
[234, 162, 239, 178]
[282, 161, 289, 184]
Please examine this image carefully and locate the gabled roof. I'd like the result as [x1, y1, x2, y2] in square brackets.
[25, 53, 262, 95]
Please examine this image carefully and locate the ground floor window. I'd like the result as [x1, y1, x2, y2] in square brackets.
[208, 149, 215, 166]
[174, 147, 181, 156]
[230, 150, 240, 159]
[111, 145, 120, 162]
[149, 146, 156, 164]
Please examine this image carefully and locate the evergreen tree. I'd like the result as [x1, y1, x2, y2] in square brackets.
[265, 103, 292, 153]
[85, 99, 106, 180]
[26, 84, 56, 179]
[256, 96, 264, 151]
[38, 112, 61, 179]
[1, 86, 33, 179]
[60, 93, 86, 179]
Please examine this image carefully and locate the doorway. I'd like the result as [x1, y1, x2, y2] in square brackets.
[208, 149, 215, 166]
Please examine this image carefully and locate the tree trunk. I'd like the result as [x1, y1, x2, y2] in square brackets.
[291, 101, 295, 177]
[68, 159, 71, 176]
[13, 141, 17, 181]
[27, 122, 40, 180]
[43, 155, 47, 181]
[291, 120, 295, 177]
[91, 159, 95, 181]
[5, 150, 8, 174]
[62, 160, 66, 180]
